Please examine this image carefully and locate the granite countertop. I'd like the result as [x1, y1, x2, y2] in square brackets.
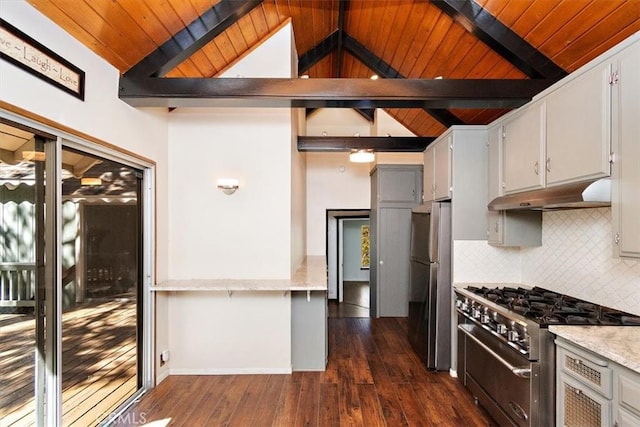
[549, 325, 640, 374]
[151, 256, 327, 292]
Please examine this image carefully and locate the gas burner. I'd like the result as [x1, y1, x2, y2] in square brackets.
[464, 285, 640, 327]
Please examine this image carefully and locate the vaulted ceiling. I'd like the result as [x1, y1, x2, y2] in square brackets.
[25, 0, 640, 139]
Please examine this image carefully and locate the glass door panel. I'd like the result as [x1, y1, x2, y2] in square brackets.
[0, 125, 46, 426]
[59, 147, 142, 425]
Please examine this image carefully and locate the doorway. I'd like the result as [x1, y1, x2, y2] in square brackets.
[326, 210, 370, 318]
[0, 117, 153, 426]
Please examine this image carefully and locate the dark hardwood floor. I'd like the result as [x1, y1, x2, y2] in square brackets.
[114, 317, 494, 426]
[328, 281, 370, 318]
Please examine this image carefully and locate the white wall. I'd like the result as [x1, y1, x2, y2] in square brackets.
[343, 219, 370, 281]
[163, 23, 298, 374]
[306, 109, 371, 136]
[373, 109, 416, 137]
[291, 109, 307, 273]
[167, 107, 293, 279]
[306, 153, 371, 255]
[166, 23, 298, 280]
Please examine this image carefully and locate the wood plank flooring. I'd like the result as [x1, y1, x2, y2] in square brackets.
[115, 318, 494, 426]
[0, 299, 137, 426]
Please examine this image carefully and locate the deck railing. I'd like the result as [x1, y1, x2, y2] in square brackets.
[0, 263, 36, 307]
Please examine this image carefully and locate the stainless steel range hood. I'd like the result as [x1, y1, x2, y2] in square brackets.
[488, 178, 611, 210]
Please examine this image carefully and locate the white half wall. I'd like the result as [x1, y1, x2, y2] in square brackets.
[168, 292, 292, 374]
[306, 153, 371, 255]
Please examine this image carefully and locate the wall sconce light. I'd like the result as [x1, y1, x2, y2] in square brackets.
[349, 149, 375, 163]
[80, 177, 102, 186]
[217, 178, 239, 195]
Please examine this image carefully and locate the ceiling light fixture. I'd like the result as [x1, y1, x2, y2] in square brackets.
[217, 178, 239, 195]
[349, 150, 375, 163]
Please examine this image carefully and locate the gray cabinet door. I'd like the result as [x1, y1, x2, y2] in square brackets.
[377, 167, 421, 205]
[378, 207, 412, 317]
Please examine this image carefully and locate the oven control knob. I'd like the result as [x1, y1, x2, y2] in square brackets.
[507, 330, 520, 342]
[460, 299, 469, 312]
[472, 307, 482, 319]
[455, 299, 463, 308]
[497, 324, 508, 334]
[481, 313, 491, 324]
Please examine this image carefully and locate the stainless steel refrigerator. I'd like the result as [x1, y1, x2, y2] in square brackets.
[407, 202, 452, 370]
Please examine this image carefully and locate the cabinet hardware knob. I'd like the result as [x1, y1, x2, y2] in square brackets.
[546, 157, 551, 173]
[534, 161, 539, 175]
[615, 233, 620, 244]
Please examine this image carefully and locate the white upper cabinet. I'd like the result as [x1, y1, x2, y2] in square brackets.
[422, 136, 452, 202]
[423, 147, 435, 202]
[545, 62, 612, 186]
[502, 101, 546, 194]
[433, 136, 452, 200]
[487, 123, 542, 247]
[611, 39, 640, 259]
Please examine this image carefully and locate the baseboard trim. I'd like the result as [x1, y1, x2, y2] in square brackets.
[169, 367, 293, 375]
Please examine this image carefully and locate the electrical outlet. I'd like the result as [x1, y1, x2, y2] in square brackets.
[160, 350, 170, 363]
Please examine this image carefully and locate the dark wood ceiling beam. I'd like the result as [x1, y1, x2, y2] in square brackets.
[343, 33, 402, 78]
[335, 0, 348, 78]
[124, 0, 263, 77]
[298, 136, 433, 152]
[342, 34, 464, 127]
[298, 31, 340, 74]
[119, 76, 556, 109]
[430, 0, 567, 79]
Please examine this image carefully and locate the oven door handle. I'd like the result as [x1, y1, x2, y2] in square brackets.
[458, 325, 531, 379]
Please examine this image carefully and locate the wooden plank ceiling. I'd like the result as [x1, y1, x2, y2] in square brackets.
[24, 0, 640, 140]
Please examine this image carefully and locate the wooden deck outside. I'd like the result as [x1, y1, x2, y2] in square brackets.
[0, 299, 138, 426]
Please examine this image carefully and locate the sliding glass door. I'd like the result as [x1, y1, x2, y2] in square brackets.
[0, 125, 47, 426]
[59, 147, 143, 426]
[0, 117, 151, 426]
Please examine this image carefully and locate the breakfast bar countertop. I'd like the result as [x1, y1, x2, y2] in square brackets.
[151, 256, 327, 292]
[549, 325, 640, 374]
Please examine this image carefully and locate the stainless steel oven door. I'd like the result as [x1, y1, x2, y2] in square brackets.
[458, 323, 538, 427]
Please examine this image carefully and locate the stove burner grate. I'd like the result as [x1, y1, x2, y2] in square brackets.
[465, 286, 640, 326]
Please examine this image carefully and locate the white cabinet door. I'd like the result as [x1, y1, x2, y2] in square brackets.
[423, 147, 435, 202]
[487, 125, 503, 201]
[612, 41, 640, 259]
[546, 62, 612, 186]
[433, 136, 452, 200]
[502, 101, 546, 194]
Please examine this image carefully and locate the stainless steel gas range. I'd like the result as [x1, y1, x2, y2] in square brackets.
[455, 285, 640, 427]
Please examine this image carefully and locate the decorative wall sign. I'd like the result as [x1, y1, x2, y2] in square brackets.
[0, 19, 85, 100]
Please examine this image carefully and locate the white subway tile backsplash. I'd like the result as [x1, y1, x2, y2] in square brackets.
[453, 240, 521, 283]
[522, 208, 640, 315]
[453, 208, 640, 315]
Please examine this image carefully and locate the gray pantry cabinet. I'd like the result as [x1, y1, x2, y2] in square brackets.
[369, 164, 423, 318]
